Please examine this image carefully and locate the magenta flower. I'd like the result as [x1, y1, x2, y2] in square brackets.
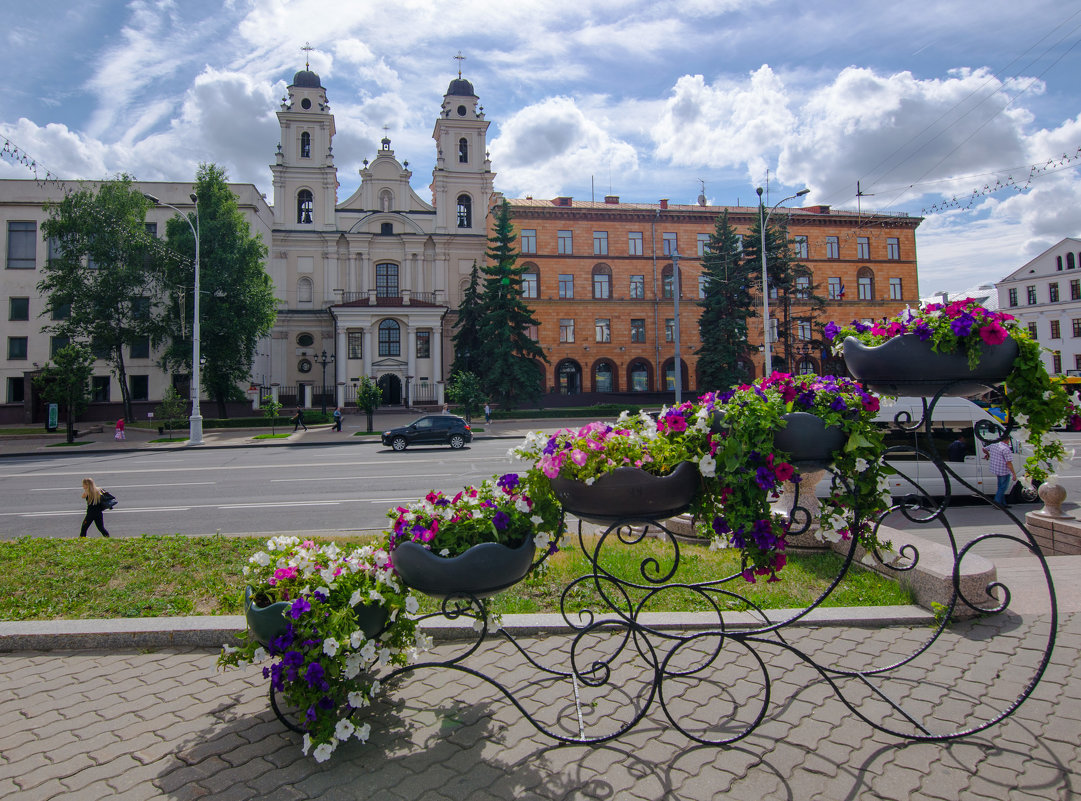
[979, 322, 1008, 345]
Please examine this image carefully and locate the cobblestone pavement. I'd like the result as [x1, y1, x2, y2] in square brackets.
[2, 610, 1077, 800]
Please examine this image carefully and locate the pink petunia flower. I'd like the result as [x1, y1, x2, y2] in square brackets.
[979, 322, 1008, 345]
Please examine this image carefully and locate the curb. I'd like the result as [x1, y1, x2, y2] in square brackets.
[0, 606, 933, 652]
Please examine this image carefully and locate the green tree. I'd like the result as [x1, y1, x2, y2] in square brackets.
[154, 385, 187, 440]
[33, 343, 94, 443]
[38, 176, 164, 423]
[451, 261, 484, 376]
[355, 376, 382, 432]
[476, 200, 547, 408]
[158, 164, 277, 418]
[261, 395, 283, 435]
[696, 211, 756, 391]
[446, 370, 485, 423]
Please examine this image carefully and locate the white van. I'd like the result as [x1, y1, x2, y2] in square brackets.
[814, 397, 1027, 501]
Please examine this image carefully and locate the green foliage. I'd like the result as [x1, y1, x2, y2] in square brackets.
[38, 176, 164, 423]
[446, 370, 486, 422]
[33, 343, 94, 443]
[451, 261, 485, 376]
[155, 385, 187, 439]
[697, 210, 756, 391]
[354, 375, 382, 432]
[476, 200, 547, 408]
[158, 164, 277, 418]
[261, 395, 283, 434]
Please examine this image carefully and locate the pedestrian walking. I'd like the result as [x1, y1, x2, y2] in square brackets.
[292, 406, 307, 432]
[333, 406, 343, 432]
[484, 402, 491, 424]
[441, 403, 449, 415]
[983, 439, 1017, 507]
[114, 418, 125, 441]
[79, 477, 111, 538]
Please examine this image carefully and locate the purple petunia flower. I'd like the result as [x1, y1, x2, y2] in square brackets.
[913, 321, 932, 341]
[754, 467, 775, 490]
[492, 510, 510, 531]
[950, 312, 975, 337]
[304, 661, 328, 690]
[830, 396, 848, 412]
[289, 597, 311, 619]
[823, 321, 840, 341]
[497, 473, 520, 493]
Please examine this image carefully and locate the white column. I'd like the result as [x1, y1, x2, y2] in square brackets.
[362, 325, 373, 377]
[407, 326, 417, 396]
[432, 323, 444, 404]
[336, 326, 347, 407]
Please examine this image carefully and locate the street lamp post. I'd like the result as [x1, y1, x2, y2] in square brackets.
[756, 186, 809, 377]
[671, 249, 682, 404]
[145, 192, 203, 446]
[316, 350, 334, 414]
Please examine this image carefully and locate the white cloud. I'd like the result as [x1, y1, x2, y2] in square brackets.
[489, 96, 639, 198]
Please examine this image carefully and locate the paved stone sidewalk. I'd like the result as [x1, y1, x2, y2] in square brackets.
[2, 610, 1077, 800]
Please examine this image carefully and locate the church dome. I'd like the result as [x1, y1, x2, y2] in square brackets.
[292, 70, 322, 89]
[446, 77, 475, 97]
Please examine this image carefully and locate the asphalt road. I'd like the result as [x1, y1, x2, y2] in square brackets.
[0, 439, 523, 540]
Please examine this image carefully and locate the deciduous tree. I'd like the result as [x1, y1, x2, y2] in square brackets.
[33, 343, 94, 443]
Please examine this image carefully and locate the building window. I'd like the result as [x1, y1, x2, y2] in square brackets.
[826, 236, 839, 259]
[458, 137, 468, 163]
[7, 377, 24, 404]
[348, 331, 363, 359]
[828, 277, 844, 300]
[376, 263, 399, 297]
[595, 318, 610, 343]
[630, 319, 646, 343]
[522, 270, 538, 299]
[557, 230, 573, 254]
[594, 362, 613, 393]
[628, 232, 643, 256]
[7, 221, 36, 269]
[378, 319, 401, 357]
[1050, 283, 1060, 302]
[7, 336, 27, 360]
[559, 318, 575, 343]
[593, 231, 608, 255]
[1051, 320, 1062, 339]
[1027, 285, 1037, 304]
[1028, 322, 1038, 339]
[887, 238, 900, 260]
[663, 232, 677, 256]
[91, 376, 110, 402]
[1008, 288, 1018, 307]
[629, 361, 649, 391]
[297, 276, 314, 304]
[130, 375, 149, 401]
[699, 276, 709, 299]
[857, 237, 870, 259]
[559, 274, 574, 298]
[797, 320, 812, 340]
[697, 233, 710, 257]
[1069, 252, 1077, 270]
[297, 190, 314, 224]
[665, 318, 674, 343]
[798, 359, 816, 376]
[592, 264, 611, 299]
[456, 194, 472, 228]
[795, 275, 810, 299]
[889, 277, 903, 300]
[300, 131, 311, 158]
[521, 229, 536, 254]
[1071, 280, 1080, 300]
[1058, 256, 1064, 271]
[857, 267, 874, 300]
[662, 265, 678, 298]
[1053, 351, 1062, 374]
[1076, 354, 1081, 371]
[1073, 319, 1081, 339]
[416, 331, 430, 358]
[630, 275, 645, 299]
[794, 235, 808, 259]
[9, 297, 29, 321]
[380, 222, 393, 235]
[126, 337, 148, 359]
[48, 336, 69, 357]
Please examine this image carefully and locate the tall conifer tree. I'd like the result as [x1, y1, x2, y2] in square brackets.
[450, 261, 484, 377]
[476, 200, 546, 408]
[697, 211, 755, 390]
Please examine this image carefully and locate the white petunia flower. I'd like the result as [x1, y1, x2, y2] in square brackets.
[349, 629, 366, 649]
[698, 454, 717, 478]
[360, 640, 377, 664]
[323, 638, 339, 657]
[302, 733, 312, 755]
[252, 647, 268, 663]
[369, 589, 384, 603]
[334, 719, 355, 741]
[252, 551, 271, 566]
[534, 531, 551, 551]
[313, 742, 335, 762]
[356, 722, 372, 743]
[344, 653, 363, 679]
[405, 595, 420, 615]
[439, 548, 450, 557]
[347, 690, 369, 708]
[377, 647, 392, 667]
[370, 680, 381, 696]
[530, 515, 544, 525]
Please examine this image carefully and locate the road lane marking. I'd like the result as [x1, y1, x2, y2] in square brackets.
[29, 482, 216, 491]
[2, 498, 392, 517]
[271, 473, 458, 482]
[0, 458, 462, 479]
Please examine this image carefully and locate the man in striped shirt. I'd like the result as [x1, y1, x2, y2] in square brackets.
[983, 439, 1017, 507]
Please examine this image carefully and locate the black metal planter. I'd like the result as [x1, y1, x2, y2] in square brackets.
[548, 461, 700, 524]
[390, 538, 537, 600]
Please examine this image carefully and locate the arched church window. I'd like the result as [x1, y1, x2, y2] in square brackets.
[376, 263, 399, 298]
[457, 194, 472, 228]
[297, 277, 313, 305]
[378, 319, 401, 357]
[300, 132, 311, 158]
[297, 190, 314, 224]
[458, 137, 468, 163]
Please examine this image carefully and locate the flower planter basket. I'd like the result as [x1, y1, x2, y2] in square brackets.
[548, 461, 699, 523]
[774, 412, 847, 469]
[244, 585, 388, 647]
[390, 537, 537, 600]
[842, 335, 1019, 398]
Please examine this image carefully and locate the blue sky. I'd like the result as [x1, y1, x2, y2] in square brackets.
[3, 0, 1080, 296]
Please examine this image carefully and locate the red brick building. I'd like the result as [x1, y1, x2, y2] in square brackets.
[501, 196, 921, 399]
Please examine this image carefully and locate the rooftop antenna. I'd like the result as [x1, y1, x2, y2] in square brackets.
[454, 51, 465, 78]
[856, 180, 875, 227]
[697, 179, 707, 207]
[301, 42, 313, 70]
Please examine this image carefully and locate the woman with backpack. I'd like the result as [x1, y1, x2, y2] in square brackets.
[79, 477, 112, 538]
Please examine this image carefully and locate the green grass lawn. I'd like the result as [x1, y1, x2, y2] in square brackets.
[0, 534, 912, 621]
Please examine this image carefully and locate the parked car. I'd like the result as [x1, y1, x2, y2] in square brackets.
[381, 415, 472, 451]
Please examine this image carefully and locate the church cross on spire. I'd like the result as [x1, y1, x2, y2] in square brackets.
[454, 51, 465, 78]
[301, 42, 314, 70]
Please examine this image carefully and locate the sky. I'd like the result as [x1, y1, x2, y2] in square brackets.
[3, 0, 1080, 297]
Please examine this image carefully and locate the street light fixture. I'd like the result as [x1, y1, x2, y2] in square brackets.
[316, 350, 335, 415]
[144, 191, 203, 446]
[756, 186, 809, 377]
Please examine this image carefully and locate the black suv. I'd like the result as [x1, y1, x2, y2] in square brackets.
[381, 415, 472, 451]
